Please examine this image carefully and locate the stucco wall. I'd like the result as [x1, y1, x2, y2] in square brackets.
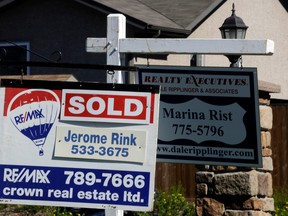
[190, 0, 288, 100]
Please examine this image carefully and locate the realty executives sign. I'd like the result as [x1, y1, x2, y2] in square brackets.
[138, 66, 262, 167]
[0, 79, 160, 211]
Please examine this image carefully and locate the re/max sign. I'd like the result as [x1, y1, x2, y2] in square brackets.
[60, 89, 152, 124]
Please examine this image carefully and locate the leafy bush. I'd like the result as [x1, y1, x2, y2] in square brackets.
[273, 187, 288, 216]
[0, 205, 80, 216]
[134, 185, 196, 216]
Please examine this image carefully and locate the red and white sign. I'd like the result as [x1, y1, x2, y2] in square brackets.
[60, 89, 152, 124]
[0, 82, 160, 211]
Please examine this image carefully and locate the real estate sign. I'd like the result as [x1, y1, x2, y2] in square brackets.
[138, 66, 262, 167]
[0, 79, 160, 211]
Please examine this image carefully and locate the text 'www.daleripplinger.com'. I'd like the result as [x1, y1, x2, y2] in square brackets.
[157, 145, 254, 160]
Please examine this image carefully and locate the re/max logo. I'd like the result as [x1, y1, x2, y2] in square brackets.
[3, 168, 50, 183]
[14, 109, 45, 124]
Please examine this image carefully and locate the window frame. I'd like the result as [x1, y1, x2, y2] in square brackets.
[0, 41, 30, 75]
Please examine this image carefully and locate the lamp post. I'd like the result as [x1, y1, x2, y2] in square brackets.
[219, 3, 248, 67]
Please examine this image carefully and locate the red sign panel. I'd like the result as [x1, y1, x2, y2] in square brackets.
[60, 89, 152, 124]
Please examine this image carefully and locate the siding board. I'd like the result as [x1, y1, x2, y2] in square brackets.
[155, 162, 196, 200]
[271, 104, 288, 188]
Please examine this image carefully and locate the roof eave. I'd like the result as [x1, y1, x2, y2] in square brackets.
[146, 25, 191, 37]
[0, 0, 15, 7]
[75, 0, 191, 37]
[188, 0, 227, 33]
[0, 0, 212, 38]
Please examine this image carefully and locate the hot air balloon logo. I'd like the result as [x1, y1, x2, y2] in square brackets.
[7, 89, 60, 156]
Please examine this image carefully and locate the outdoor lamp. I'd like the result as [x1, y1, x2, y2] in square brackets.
[219, 3, 248, 67]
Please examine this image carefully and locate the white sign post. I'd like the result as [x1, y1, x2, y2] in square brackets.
[86, 13, 274, 216]
[87, 16, 274, 57]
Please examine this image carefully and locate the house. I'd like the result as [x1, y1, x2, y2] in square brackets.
[1, 0, 287, 95]
[0, 0, 287, 199]
[0, 0, 224, 82]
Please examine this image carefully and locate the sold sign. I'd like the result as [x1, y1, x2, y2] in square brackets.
[60, 89, 152, 124]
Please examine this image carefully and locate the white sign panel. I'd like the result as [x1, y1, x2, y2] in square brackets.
[0, 80, 160, 211]
[55, 126, 147, 163]
[60, 89, 152, 124]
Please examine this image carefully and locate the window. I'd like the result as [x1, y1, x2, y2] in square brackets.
[0, 42, 30, 75]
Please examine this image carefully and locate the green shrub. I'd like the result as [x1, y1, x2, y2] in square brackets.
[273, 187, 288, 216]
[0, 205, 79, 216]
[134, 185, 196, 216]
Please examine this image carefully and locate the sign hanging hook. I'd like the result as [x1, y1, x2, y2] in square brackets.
[240, 56, 244, 69]
[107, 70, 116, 87]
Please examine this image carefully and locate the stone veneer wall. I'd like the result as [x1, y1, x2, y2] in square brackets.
[196, 89, 275, 216]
